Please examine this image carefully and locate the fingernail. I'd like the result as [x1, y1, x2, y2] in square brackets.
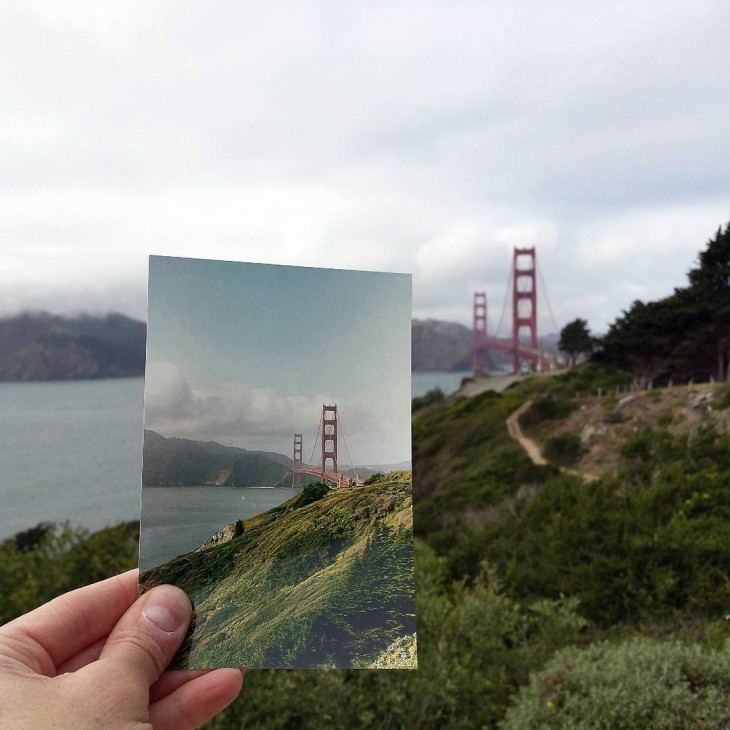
[142, 585, 191, 633]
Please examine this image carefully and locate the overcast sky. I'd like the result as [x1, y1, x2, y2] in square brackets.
[144, 257, 411, 464]
[2, 0, 729, 336]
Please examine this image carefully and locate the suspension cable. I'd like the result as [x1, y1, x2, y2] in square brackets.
[537, 259, 560, 335]
[495, 263, 513, 338]
[307, 412, 322, 471]
[337, 412, 359, 483]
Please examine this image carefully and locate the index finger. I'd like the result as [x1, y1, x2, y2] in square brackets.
[0, 570, 138, 676]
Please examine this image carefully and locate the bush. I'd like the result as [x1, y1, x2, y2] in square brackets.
[0, 521, 139, 623]
[713, 383, 730, 410]
[412, 387, 445, 413]
[543, 434, 584, 467]
[290, 482, 330, 509]
[501, 638, 730, 729]
[518, 397, 576, 431]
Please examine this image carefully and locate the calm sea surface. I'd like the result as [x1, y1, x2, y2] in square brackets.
[0, 373, 456, 544]
[140, 486, 300, 570]
[0, 377, 144, 541]
[411, 371, 467, 397]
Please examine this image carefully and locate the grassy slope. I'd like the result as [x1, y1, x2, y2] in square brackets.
[140, 472, 415, 669]
[413, 383, 559, 573]
[416, 367, 730, 629]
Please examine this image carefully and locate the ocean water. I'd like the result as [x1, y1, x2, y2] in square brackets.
[0, 373, 454, 544]
[0, 378, 144, 541]
[411, 371, 467, 398]
[140, 486, 300, 570]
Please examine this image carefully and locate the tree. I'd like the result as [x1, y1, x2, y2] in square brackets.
[559, 318, 593, 366]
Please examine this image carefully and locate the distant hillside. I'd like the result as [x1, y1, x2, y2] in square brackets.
[412, 318, 472, 371]
[0, 312, 146, 381]
[143, 430, 292, 487]
[1, 311, 559, 380]
[140, 472, 415, 669]
[412, 318, 556, 372]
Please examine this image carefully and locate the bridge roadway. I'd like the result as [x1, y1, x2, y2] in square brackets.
[294, 465, 364, 489]
[473, 335, 552, 371]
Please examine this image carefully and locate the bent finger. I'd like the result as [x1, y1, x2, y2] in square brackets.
[98, 584, 191, 688]
[150, 669, 214, 703]
[0, 570, 138, 676]
[149, 668, 244, 730]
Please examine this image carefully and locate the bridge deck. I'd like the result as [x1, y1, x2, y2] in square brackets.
[293, 465, 364, 488]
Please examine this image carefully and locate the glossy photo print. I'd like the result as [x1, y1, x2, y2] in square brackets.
[138, 256, 415, 670]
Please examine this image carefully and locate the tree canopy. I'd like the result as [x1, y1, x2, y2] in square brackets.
[598, 221, 730, 382]
[559, 318, 593, 366]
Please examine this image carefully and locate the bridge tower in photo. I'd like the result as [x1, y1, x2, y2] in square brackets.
[512, 247, 538, 372]
[471, 291, 490, 374]
[292, 433, 303, 488]
[321, 404, 338, 477]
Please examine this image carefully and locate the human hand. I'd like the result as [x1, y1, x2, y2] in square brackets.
[0, 569, 243, 729]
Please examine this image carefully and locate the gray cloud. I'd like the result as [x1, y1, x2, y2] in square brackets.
[144, 362, 403, 464]
[1, 1, 729, 337]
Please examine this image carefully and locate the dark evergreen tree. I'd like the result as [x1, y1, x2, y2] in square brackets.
[599, 221, 730, 382]
[559, 318, 593, 366]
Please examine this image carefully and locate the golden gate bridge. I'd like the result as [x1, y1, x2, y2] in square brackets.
[290, 247, 556, 488]
[291, 404, 364, 489]
[472, 246, 559, 375]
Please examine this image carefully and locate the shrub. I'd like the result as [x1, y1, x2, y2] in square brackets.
[543, 434, 583, 466]
[290, 482, 330, 509]
[501, 638, 730, 729]
[519, 397, 577, 431]
[0, 521, 139, 623]
[713, 383, 730, 410]
[412, 387, 445, 413]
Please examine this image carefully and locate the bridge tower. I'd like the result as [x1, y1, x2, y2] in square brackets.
[292, 433, 302, 488]
[512, 247, 538, 373]
[321, 404, 338, 477]
[471, 292, 490, 374]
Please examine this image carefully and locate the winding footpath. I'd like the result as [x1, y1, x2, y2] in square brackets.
[506, 400, 598, 482]
[506, 401, 547, 465]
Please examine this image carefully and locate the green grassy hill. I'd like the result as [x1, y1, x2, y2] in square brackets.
[139, 472, 415, 669]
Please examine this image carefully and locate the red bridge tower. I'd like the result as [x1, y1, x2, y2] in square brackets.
[321, 404, 338, 477]
[292, 433, 303, 488]
[512, 247, 538, 372]
[471, 292, 490, 374]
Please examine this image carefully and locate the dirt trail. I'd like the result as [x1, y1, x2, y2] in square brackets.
[506, 401, 547, 465]
[506, 400, 598, 482]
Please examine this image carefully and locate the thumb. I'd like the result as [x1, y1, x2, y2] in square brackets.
[99, 584, 192, 687]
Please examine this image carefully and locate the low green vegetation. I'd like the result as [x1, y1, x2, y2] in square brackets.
[0, 521, 139, 624]
[140, 474, 415, 669]
[543, 433, 583, 466]
[501, 639, 730, 729]
[411, 386, 445, 413]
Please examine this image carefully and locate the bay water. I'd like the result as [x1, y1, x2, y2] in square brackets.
[0, 372, 459, 547]
[411, 371, 467, 398]
[140, 486, 300, 570]
[0, 378, 144, 542]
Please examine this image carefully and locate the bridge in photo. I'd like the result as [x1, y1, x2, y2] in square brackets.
[471, 246, 559, 375]
[292, 404, 365, 489]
